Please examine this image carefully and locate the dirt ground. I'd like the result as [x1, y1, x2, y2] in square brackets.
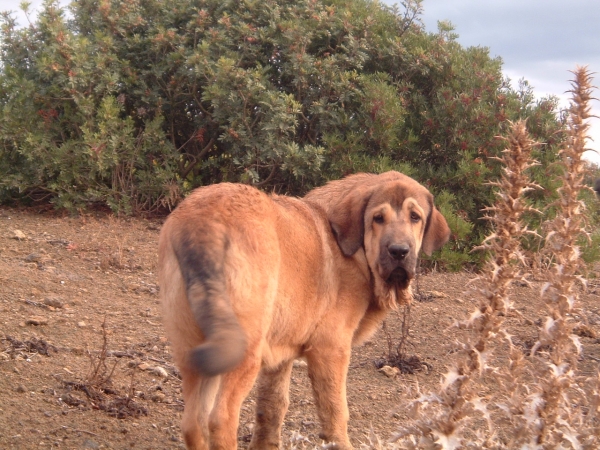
[1, 206, 600, 450]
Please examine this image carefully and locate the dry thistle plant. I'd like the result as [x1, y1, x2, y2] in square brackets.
[526, 66, 599, 449]
[394, 120, 539, 449]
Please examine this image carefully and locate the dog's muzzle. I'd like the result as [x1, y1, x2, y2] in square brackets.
[382, 243, 415, 289]
[386, 266, 409, 285]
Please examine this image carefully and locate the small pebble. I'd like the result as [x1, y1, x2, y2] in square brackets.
[378, 365, 400, 378]
[26, 316, 49, 326]
[152, 366, 169, 378]
[82, 439, 100, 449]
[293, 359, 308, 369]
[151, 392, 166, 403]
[12, 230, 26, 240]
[44, 297, 63, 309]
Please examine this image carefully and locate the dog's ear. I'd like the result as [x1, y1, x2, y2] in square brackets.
[422, 203, 451, 256]
[328, 189, 372, 257]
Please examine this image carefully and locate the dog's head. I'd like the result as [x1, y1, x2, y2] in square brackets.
[308, 171, 450, 308]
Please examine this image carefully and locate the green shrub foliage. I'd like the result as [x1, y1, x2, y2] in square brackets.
[0, 0, 568, 265]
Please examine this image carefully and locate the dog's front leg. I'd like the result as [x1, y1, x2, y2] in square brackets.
[305, 347, 353, 449]
[248, 360, 295, 449]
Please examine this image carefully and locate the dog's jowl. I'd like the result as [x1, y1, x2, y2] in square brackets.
[158, 171, 450, 449]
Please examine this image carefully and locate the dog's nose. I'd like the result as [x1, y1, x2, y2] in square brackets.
[388, 244, 410, 260]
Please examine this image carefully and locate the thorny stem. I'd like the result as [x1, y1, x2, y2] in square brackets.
[394, 67, 598, 450]
[395, 120, 539, 448]
[533, 66, 596, 448]
[471, 121, 540, 372]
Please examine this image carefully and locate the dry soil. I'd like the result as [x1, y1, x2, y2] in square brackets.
[1, 206, 599, 449]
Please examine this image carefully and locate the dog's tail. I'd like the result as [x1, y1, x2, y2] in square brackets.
[173, 235, 248, 377]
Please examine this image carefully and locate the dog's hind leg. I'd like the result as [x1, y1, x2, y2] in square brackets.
[208, 352, 262, 450]
[248, 359, 295, 449]
[180, 368, 220, 450]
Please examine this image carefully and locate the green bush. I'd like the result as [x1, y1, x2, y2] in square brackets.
[0, 0, 578, 267]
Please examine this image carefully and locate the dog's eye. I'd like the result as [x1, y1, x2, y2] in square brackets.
[410, 212, 421, 223]
[373, 214, 384, 224]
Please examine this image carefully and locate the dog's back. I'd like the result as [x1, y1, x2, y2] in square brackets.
[158, 182, 336, 377]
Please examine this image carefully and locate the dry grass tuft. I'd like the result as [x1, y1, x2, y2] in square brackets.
[61, 319, 148, 419]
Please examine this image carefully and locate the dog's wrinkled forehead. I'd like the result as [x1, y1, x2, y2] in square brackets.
[368, 180, 432, 213]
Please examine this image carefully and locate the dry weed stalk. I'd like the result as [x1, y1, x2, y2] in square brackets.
[394, 121, 539, 449]
[527, 66, 598, 449]
[85, 318, 119, 388]
[62, 318, 148, 419]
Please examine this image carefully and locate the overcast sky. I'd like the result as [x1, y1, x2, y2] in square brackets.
[2, 0, 599, 163]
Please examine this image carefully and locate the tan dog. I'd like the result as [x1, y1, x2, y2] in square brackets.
[158, 171, 450, 449]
